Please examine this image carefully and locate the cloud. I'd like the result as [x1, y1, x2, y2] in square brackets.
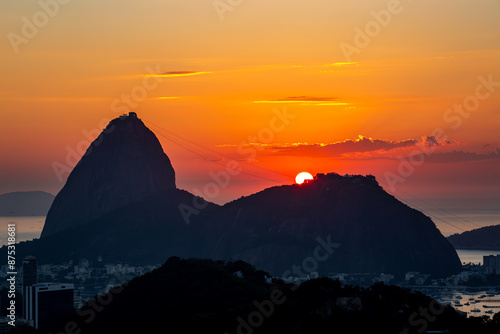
[218, 135, 493, 164]
[324, 62, 359, 67]
[156, 96, 181, 100]
[218, 135, 460, 159]
[228, 135, 419, 158]
[415, 149, 500, 163]
[214, 134, 500, 166]
[253, 96, 349, 106]
[421, 135, 453, 147]
[151, 71, 211, 78]
[280, 136, 418, 157]
[0, 96, 108, 102]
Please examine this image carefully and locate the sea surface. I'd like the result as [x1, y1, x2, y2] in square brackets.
[456, 249, 500, 265]
[0, 216, 45, 247]
[422, 288, 500, 318]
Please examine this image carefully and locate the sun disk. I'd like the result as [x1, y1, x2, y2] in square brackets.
[295, 172, 314, 185]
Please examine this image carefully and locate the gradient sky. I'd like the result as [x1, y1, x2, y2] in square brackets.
[1, 0, 499, 235]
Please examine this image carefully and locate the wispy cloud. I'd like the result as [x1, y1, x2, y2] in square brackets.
[0, 96, 109, 102]
[253, 96, 349, 106]
[324, 62, 359, 67]
[156, 96, 181, 100]
[74, 71, 212, 82]
[149, 71, 212, 78]
[417, 149, 500, 163]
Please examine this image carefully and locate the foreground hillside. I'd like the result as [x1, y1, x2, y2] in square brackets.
[15, 258, 500, 334]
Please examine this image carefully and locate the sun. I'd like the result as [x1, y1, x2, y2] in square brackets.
[295, 172, 314, 185]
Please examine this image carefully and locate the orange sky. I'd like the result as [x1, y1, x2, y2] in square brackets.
[1, 0, 499, 234]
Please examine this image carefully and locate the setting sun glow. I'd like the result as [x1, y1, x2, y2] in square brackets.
[295, 172, 314, 185]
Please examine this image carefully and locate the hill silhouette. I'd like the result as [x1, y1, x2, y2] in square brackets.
[194, 173, 462, 277]
[20, 258, 500, 334]
[448, 224, 500, 250]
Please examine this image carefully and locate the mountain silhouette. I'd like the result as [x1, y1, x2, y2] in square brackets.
[448, 224, 500, 250]
[193, 173, 462, 277]
[19, 113, 461, 277]
[41, 113, 176, 237]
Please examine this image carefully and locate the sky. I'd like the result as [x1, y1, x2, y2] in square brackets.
[0, 0, 499, 236]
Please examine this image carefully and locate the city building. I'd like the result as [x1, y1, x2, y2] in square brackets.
[25, 283, 74, 329]
[0, 317, 10, 334]
[22, 256, 37, 290]
[483, 255, 500, 275]
[22, 256, 37, 319]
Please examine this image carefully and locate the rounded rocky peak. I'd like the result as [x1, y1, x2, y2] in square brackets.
[42, 112, 176, 238]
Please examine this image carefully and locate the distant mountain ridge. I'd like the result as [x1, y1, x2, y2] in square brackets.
[0, 191, 54, 216]
[13, 113, 462, 277]
[448, 224, 500, 250]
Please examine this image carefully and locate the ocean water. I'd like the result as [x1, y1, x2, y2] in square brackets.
[0, 216, 45, 247]
[426, 289, 500, 319]
[455, 249, 500, 265]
